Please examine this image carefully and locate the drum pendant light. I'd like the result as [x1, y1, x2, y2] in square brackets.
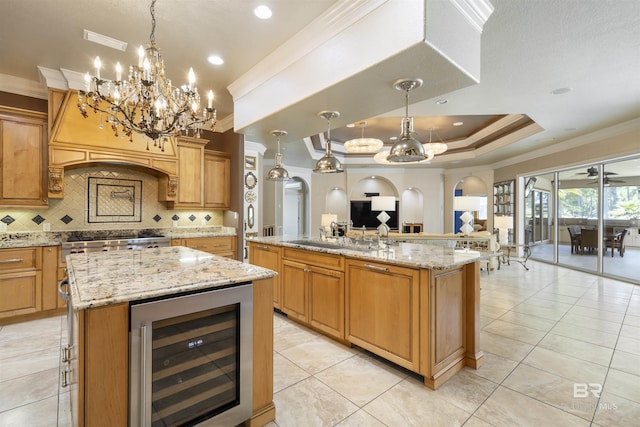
[387, 78, 429, 163]
[313, 111, 344, 174]
[265, 130, 290, 181]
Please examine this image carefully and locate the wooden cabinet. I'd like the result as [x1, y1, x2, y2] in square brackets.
[0, 246, 65, 323]
[171, 136, 207, 209]
[204, 150, 230, 209]
[345, 259, 420, 371]
[173, 236, 237, 259]
[0, 109, 48, 207]
[281, 248, 345, 339]
[248, 242, 282, 309]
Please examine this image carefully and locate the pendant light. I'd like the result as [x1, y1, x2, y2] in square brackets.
[344, 121, 383, 153]
[387, 78, 428, 163]
[265, 130, 290, 181]
[424, 127, 448, 155]
[313, 111, 344, 174]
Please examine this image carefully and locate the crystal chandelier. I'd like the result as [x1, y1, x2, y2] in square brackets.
[344, 121, 383, 153]
[77, 0, 216, 150]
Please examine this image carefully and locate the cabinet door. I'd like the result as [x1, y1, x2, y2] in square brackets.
[173, 137, 206, 208]
[248, 243, 282, 310]
[0, 271, 42, 318]
[41, 246, 61, 311]
[204, 151, 230, 209]
[0, 113, 47, 207]
[345, 259, 420, 371]
[281, 259, 308, 323]
[308, 266, 344, 340]
[183, 236, 236, 259]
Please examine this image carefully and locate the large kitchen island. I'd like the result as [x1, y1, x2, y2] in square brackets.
[248, 236, 486, 390]
[65, 246, 277, 427]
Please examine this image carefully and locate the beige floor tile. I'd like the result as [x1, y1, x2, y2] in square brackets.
[335, 409, 387, 426]
[575, 298, 629, 314]
[531, 291, 579, 305]
[603, 369, 640, 404]
[0, 330, 61, 361]
[462, 415, 495, 427]
[623, 314, 640, 328]
[273, 377, 358, 427]
[620, 323, 640, 339]
[568, 305, 625, 323]
[610, 350, 640, 377]
[273, 352, 310, 393]
[550, 321, 619, 348]
[273, 321, 320, 353]
[0, 347, 60, 382]
[474, 386, 590, 427]
[279, 335, 358, 375]
[592, 391, 640, 426]
[498, 310, 557, 332]
[58, 391, 72, 427]
[559, 313, 621, 334]
[511, 302, 571, 321]
[522, 347, 608, 385]
[480, 304, 509, 319]
[314, 353, 406, 407]
[482, 319, 547, 345]
[541, 284, 591, 298]
[363, 376, 471, 427]
[537, 333, 614, 366]
[0, 316, 62, 343]
[615, 335, 640, 356]
[431, 369, 498, 414]
[0, 367, 59, 413]
[0, 394, 59, 427]
[503, 364, 597, 421]
[464, 351, 518, 384]
[480, 331, 534, 362]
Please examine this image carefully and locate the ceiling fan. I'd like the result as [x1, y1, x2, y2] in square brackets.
[576, 166, 618, 178]
[589, 176, 625, 185]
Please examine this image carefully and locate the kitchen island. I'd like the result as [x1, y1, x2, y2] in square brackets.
[65, 246, 277, 427]
[248, 236, 485, 390]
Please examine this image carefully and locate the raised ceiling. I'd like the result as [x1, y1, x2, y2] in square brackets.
[0, 0, 639, 171]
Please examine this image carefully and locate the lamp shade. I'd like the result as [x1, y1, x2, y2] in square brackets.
[321, 214, 337, 227]
[454, 196, 484, 212]
[371, 196, 396, 212]
[494, 215, 513, 229]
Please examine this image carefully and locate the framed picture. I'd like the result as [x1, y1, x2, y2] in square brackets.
[244, 155, 256, 170]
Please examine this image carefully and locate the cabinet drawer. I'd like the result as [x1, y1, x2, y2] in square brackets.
[282, 248, 344, 271]
[184, 237, 235, 255]
[0, 270, 42, 318]
[0, 247, 39, 271]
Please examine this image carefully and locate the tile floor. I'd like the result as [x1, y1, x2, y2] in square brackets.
[1, 260, 640, 426]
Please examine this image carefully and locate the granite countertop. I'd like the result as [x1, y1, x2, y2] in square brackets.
[0, 227, 237, 249]
[249, 236, 491, 270]
[66, 246, 276, 311]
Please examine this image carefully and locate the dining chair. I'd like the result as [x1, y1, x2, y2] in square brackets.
[567, 226, 581, 254]
[580, 228, 598, 255]
[604, 229, 627, 257]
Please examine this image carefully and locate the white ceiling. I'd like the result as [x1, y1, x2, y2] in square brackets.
[1, 0, 639, 171]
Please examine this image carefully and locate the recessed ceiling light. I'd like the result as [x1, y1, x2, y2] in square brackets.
[83, 29, 127, 51]
[254, 5, 273, 19]
[346, 123, 355, 128]
[564, 127, 577, 132]
[389, 136, 398, 141]
[208, 55, 224, 65]
[550, 87, 572, 95]
[453, 121, 463, 126]
[435, 99, 448, 105]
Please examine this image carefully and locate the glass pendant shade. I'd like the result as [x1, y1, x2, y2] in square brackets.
[314, 111, 344, 174]
[423, 128, 448, 155]
[387, 78, 429, 163]
[344, 121, 383, 153]
[266, 130, 290, 181]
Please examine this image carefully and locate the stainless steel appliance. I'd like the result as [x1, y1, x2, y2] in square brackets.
[130, 284, 253, 427]
[60, 233, 171, 262]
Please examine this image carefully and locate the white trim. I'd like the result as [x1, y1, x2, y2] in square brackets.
[449, 0, 495, 33]
[0, 72, 47, 99]
[244, 141, 267, 156]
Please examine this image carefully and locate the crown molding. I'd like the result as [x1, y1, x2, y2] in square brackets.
[0, 72, 47, 99]
[449, 0, 495, 33]
[244, 141, 267, 155]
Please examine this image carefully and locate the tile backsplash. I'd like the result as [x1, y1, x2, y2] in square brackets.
[0, 166, 223, 232]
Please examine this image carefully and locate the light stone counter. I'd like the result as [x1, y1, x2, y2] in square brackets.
[66, 246, 276, 310]
[249, 236, 488, 270]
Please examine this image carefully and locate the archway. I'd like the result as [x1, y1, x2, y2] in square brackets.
[453, 176, 488, 233]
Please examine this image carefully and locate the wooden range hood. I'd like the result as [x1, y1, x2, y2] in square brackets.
[47, 89, 182, 201]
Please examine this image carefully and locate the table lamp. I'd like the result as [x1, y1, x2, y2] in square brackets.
[494, 215, 513, 244]
[371, 196, 396, 237]
[454, 196, 484, 235]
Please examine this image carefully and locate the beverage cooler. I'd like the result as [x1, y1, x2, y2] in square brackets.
[129, 284, 253, 426]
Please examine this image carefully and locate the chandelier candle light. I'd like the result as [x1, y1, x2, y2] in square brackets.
[77, 0, 216, 151]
